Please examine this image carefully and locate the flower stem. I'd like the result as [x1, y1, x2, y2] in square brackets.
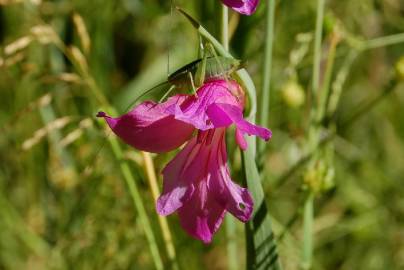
[304, 0, 325, 268]
[107, 134, 163, 270]
[302, 193, 314, 270]
[221, 5, 229, 51]
[316, 32, 339, 123]
[311, 0, 325, 100]
[141, 152, 179, 270]
[258, 0, 276, 155]
[362, 32, 404, 50]
[220, 5, 238, 270]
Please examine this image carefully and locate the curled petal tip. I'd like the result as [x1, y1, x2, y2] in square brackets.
[264, 129, 273, 141]
[96, 111, 107, 118]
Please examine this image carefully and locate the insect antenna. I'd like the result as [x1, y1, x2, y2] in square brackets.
[87, 1, 183, 180]
[167, 0, 174, 76]
[121, 80, 170, 114]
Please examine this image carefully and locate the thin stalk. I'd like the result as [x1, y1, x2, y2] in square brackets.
[39, 104, 75, 168]
[108, 136, 163, 270]
[141, 152, 179, 270]
[221, 5, 229, 51]
[362, 32, 404, 50]
[258, 0, 276, 154]
[304, 1, 325, 268]
[316, 33, 339, 122]
[311, 0, 325, 100]
[327, 50, 358, 117]
[301, 193, 314, 270]
[220, 6, 237, 270]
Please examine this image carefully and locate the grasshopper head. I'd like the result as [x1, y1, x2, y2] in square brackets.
[229, 58, 241, 73]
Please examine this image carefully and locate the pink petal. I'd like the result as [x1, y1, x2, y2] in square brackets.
[157, 136, 209, 216]
[97, 95, 195, 153]
[165, 80, 241, 131]
[207, 129, 253, 222]
[159, 128, 252, 243]
[221, 0, 260, 15]
[178, 181, 226, 244]
[235, 128, 248, 150]
[159, 129, 227, 242]
[206, 103, 272, 149]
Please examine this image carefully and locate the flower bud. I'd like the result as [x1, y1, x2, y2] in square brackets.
[281, 80, 306, 108]
[395, 56, 404, 81]
[303, 160, 335, 194]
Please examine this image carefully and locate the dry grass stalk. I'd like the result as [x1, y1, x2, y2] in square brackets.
[59, 118, 93, 147]
[72, 13, 91, 55]
[22, 116, 73, 150]
[4, 36, 33, 55]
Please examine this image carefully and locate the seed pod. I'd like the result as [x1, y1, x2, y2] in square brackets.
[395, 56, 404, 81]
[281, 80, 306, 108]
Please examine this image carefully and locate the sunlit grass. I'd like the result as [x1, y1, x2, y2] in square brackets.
[1, 0, 404, 269]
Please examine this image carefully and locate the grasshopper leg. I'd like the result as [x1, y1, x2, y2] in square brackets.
[195, 49, 207, 88]
[188, 72, 198, 98]
[158, 85, 176, 103]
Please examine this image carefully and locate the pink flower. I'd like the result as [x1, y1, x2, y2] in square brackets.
[221, 0, 260, 15]
[97, 80, 271, 243]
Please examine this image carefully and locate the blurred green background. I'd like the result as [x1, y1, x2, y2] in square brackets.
[0, 0, 403, 269]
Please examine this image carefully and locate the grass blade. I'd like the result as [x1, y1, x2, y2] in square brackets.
[242, 139, 281, 270]
[107, 132, 164, 270]
[258, 0, 276, 155]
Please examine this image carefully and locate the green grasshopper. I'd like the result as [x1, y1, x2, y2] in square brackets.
[168, 55, 240, 92]
[133, 43, 241, 105]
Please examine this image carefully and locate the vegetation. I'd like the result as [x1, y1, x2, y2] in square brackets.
[0, 0, 403, 269]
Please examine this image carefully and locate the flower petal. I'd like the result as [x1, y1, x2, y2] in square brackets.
[158, 132, 212, 216]
[221, 0, 260, 15]
[97, 95, 195, 153]
[178, 181, 226, 244]
[165, 80, 241, 131]
[206, 102, 272, 149]
[207, 129, 253, 222]
[160, 128, 246, 243]
[235, 128, 248, 150]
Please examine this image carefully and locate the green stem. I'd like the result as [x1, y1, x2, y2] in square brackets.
[304, 1, 325, 268]
[221, 5, 229, 51]
[258, 0, 276, 154]
[107, 133, 163, 270]
[141, 152, 179, 270]
[302, 193, 314, 270]
[362, 32, 404, 50]
[311, 0, 325, 100]
[316, 34, 338, 122]
[220, 6, 238, 270]
[327, 50, 358, 117]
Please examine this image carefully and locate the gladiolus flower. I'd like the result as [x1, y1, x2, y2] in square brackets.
[221, 0, 260, 15]
[97, 79, 271, 243]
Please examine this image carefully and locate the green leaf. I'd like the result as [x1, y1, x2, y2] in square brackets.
[242, 136, 282, 270]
